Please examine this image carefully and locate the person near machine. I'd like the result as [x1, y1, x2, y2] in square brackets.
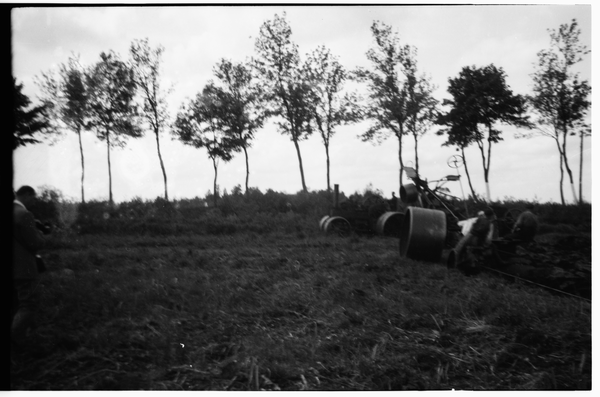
[506, 204, 539, 243]
[389, 192, 398, 211]
[454, 208, 496, 261]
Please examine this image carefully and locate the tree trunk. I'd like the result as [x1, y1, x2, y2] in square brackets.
[293, 137, 307, 193]
[212, 157, 218, 207]
[243, 145, 250, 194]
[413, 133, 419, 176]
[559, 127, 577, 203]
[325, 142, 331, 192]
[77, 127, 85, 203]
[562, 145, 577, 204]
[485, 129, 492, 202]
[155, 129, 169, 201]
[397, 132, 404, 192]
[558, 145, 565, 205]
[564, 152, 576, 206]
[578, 130, 584, 205]
[106, 129, 113, 205]
[559, 126, 577, 204]
[476, 133, 491, 202]
[568, 180, 577, 204]
[461, 147, 478, 202]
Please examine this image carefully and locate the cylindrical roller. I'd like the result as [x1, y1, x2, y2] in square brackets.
[400, 183, 419, 203]
[319, 215, 330, 231]
[399, 207, 447, 262]
[375, 211, 404, 236]
[324, 216, 351, 236]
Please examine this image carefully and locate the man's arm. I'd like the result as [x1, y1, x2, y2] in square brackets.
[14, 210, 45, 252]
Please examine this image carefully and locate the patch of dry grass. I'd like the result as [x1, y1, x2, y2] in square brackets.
[11, 228, 591, 390]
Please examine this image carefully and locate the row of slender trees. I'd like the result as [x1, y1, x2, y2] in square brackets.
[13, 14, 590, 205]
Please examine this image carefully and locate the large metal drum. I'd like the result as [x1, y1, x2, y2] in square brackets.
[400, 183, 420, 203]
[399, 207, 447, 262]
[319, 215, 330, 231]
[375, 211, 404, 236]
[323, 216, 352, 236]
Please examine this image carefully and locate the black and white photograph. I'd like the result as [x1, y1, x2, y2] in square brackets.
[9, 2, 593, 391]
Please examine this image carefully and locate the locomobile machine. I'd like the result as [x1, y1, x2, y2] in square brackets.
[320, 155, 521, 265]
[319, 154, 475, 262]
[319, 156, 591, 300]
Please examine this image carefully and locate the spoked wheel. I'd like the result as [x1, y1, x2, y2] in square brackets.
[447, 155, 464, 169]
[503, 208, 522, 231]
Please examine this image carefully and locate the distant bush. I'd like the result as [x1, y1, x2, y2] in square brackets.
[535, 202, 591, 228]
[496, 200, 591, 233]
[28, 185, 62, 225]
[27, 186, 80, 232]
[174, 197, 209, 219]
[68, 188, 321, 236]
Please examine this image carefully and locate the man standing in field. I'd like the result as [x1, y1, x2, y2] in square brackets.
[508, 204, 539, 243]
[12, 185, 46, 346]
[389, 192, 398, 211]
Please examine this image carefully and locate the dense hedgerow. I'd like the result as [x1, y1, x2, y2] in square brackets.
[25, 185, 591, 236]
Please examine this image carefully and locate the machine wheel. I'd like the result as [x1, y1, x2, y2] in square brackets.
[319, 215, 330, 231]
[399, 207, 447, 262]
[324, 216, 352, 237]
[504, 208, 522, 223]
[447, 155, 464, 169]
[502, 208, 522, 234]
[375, 211, 403, 237]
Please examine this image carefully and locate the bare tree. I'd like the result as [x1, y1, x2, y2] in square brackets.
[86, 51, 142, 205]
[304, 45, 362, 191]
[210, 58, 266, 193]
[253, 12, 313, 193]
[404, 64, 438, 175]
[437, 64, 530, 201]
[172, 86, 237, 207]
[353, 21, 418, 192]
[130, 38, 171, 201]
[527, 19, 591, 204]
[37, 55, 90, 202]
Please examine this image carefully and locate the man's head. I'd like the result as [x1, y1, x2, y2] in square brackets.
[15, 185, 37, 208]
[392, 192, 396, 197]
[484, 207, 496, 219]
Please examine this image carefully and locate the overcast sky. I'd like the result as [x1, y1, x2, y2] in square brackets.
[11, 3, 593, 204]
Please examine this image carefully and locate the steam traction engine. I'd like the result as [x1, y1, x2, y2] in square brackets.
[398, 165, 465, 263]
[319, 156, 517, 267]
[319, 157, 590, 300]
[398, 162, 523, 272]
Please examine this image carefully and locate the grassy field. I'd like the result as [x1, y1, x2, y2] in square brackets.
[10, 202, 592, 390]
